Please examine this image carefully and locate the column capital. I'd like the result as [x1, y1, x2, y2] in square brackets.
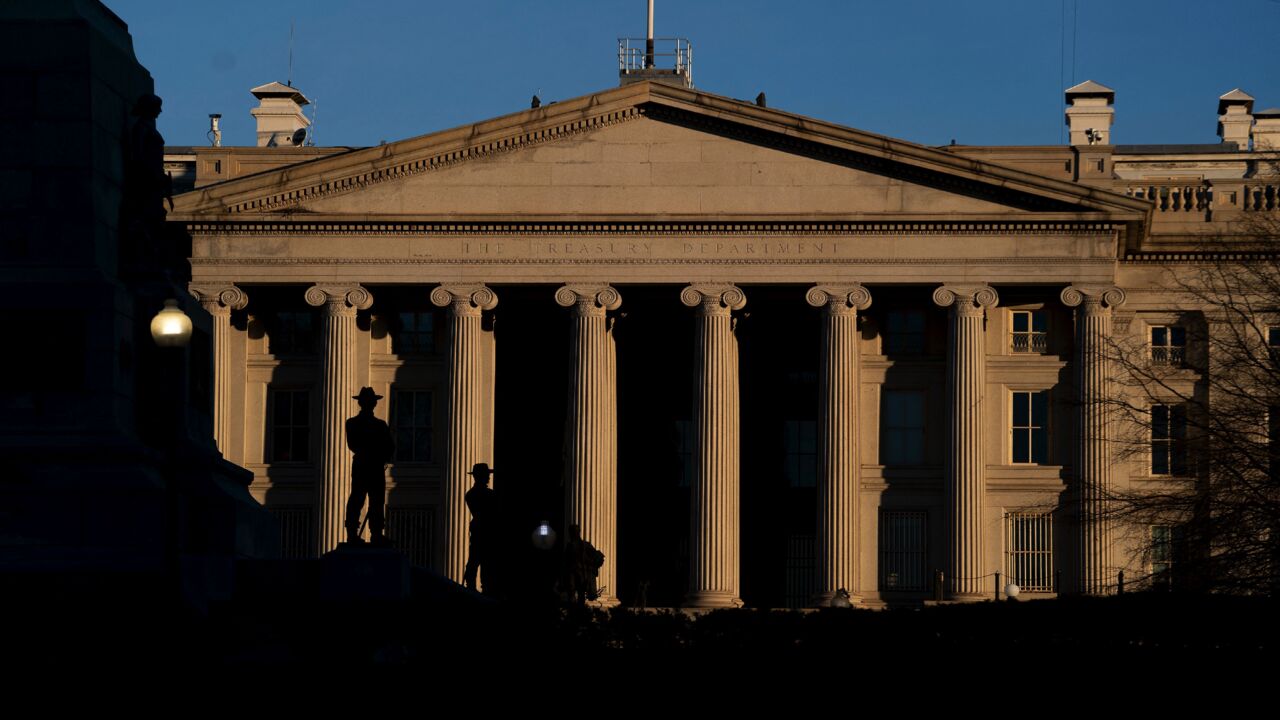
[681, 283, 747, 316]
[932, 284, 999, 317]
[1060, 285, 1126, 313]
[806, 284, 872, 315]
[305, 284, 373, 316]
[431, 283, 499, 316]
[555, 284, 622, 316]
[189, 284, 249, 315]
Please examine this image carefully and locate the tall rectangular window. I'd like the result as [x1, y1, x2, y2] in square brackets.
[1010, 310, 1047, 353]
[393, 311, 436, 355]
[392, 390, 432, 462]
[879, 510, 928, 591]
[387, 507, 434, 569]
[268, 389, 310, 463]
[1150, 325, 1186, 365]
[783, 419, 817, 488]
[882, 390, 926, 465]
[269, 311, 317, 356]
[1150, 524, 1185, 591]
[1011, 391, 1049, 464]
[1151, 404, 1188, 476]
[1006, 512, 1054, 592]
[884, 309, 926, 355]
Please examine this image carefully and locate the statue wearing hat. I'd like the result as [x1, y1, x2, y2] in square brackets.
[345, 387, 395, 546]
[463, 462, 497, 590]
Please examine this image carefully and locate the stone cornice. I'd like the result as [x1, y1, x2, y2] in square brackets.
[190, 256, 1119, 267]
[181, 220, 1123, 236]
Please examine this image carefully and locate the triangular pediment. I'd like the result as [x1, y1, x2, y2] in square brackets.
[171, 82, 1150, 230]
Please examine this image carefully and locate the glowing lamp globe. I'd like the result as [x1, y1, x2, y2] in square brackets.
[151, 299, 193, 347]
[1004, 582, 1021, 599]
[532, 521, 557, 551]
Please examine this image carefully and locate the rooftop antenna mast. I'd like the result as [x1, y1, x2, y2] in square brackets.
[645, 0, 655, 68]
[287, 20, 294, 87]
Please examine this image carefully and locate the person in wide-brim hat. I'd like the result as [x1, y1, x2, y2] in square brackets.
[352, 387, 383, 403]
[468, 462, 495, 477]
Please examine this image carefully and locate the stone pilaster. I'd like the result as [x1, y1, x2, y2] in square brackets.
[1061, 285, 1125, 595]
[806, 284, 872, 605]
[305, 283, 374, 555]
[680, 283, 747, 608]
[189, 284, 248, 458]
[431, 283, 499, 583]
[556, 284, 623, 606]
[932, 284, 998, 598]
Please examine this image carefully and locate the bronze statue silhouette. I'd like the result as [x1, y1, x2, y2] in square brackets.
[345, 387, 395, 546]
[561, 524, 604, 605]
[463, 462, 497, 591]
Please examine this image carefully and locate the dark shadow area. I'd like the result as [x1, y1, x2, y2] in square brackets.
[614, 285, 693, 607]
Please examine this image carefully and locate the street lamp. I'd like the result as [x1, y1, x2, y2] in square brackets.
[150, 299, 192, 347]
[532, 520, 556, 551]
[1004, 582, 1021, 600]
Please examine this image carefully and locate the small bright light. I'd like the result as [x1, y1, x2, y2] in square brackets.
[1005, 583, 1021, 599]
[150, 299, 193, 348]
[531, 521, 557, 551]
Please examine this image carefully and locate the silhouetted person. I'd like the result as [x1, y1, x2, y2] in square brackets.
[561, 524, 604, 605]
[345, 387, 394, 546]
[463, 462, 497, 591]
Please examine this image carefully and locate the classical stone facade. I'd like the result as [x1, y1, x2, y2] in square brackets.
[168, 79, 1280, 607]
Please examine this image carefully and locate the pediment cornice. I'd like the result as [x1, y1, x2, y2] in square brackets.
[171, 81, 1151, 239]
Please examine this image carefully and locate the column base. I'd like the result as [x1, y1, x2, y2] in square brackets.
[683, 590, 744, 609]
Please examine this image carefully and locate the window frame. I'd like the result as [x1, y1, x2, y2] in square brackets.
[1150, 402, 1189, 477]
[1004, 511, 1055, 593]
[1149, 324, 1187, 366]
[1009, 309, 1048, 354]
[391, 389, 434, 463]
[883, 309, 927, 356]
[1010, 389, 1051, 465]
[267, 388, 312, 464]
[881, 388, 927, 466]
[268, 310, 319, 357]
[392, 311, 437, 356]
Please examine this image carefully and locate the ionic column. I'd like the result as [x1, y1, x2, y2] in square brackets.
[556, 284, 623, 606]
[932, 284, 998, 598]
[431, 283, 498, 583]
[681, 283, 747, 608]
[1061, 285, 1125, 595]
[189, 284, 248, 457]
[305, 283, 374, 555]
[806, 284, 872, 605]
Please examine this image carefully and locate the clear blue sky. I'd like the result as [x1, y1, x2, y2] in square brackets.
[105, 0, 1280, 149]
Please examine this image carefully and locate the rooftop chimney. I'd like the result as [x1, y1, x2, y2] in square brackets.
[1254, 107, 1280, 152]
[250, 81, 310, 148]
[1064, 80, 1115, 146]
[1217, 88, 1254, 149]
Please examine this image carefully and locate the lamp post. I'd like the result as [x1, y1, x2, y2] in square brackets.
[150, 298, 192, 607]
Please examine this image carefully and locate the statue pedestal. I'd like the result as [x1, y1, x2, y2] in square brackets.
[320, 544, 410, 602]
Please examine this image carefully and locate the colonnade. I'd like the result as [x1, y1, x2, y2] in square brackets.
[194, 279, 1125, 601]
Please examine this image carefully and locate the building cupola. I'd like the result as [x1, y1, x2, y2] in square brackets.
[1064, 80, 1115, 146]
[1217, 88, 1254, 149]
[250, 81, 310, 147]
